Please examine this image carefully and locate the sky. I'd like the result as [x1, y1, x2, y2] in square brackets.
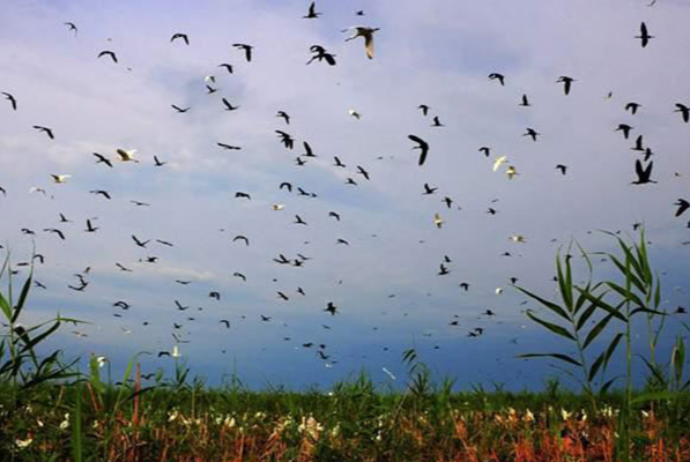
[0, 0, 689, 391]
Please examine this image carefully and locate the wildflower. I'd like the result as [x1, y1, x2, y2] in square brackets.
[16, 437, 33, 449]
[96, 356, 108, 368]
[172, 344, 181, 358]
[59, 413, 70, 430]
[561, 409, 572, 421]
[224, 416, 236, 428]
[524, 408, 535, 422]
[168, 409, 180, 422]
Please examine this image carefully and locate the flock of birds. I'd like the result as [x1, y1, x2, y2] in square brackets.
[1, 1, 689, 381]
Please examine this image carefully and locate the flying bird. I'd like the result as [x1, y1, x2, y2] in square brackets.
[631, 159, 656, 185]
[116, 149, 138, 162]
[92, 152, 112, 167]
[674, 104, 689, 123]
[131, 235, 150, 248]
[307, 45, 337, 66]
[64, 22, 78, 35]
[51, 174, 71, 184]
[488, 73, 505, 86]
[33, 126, 54, 139]
[98, 50, 118, 63]
[217, 142, 241, 150]
[233, 43, 253, 62]
[325, 302, 338, 315]
[219, 320, 230, 329]
[523, 128, 540, 141]
[625, 102, 641, 115]
[222, 98, 240, 111]
[303, 2, 321, 19]
[674, 199, 689, 217]
[555, 164, 568, 175]
[171, 33, 189, 45]
[479, 146, 491, 157]
[615, 124, 633, 139]
[153, 155, 167, 167]
[418, 104, 430, 116]
[90, 190, 111, 199]
[636, 22, 653, 48]
[556, 76, 575, 95]
[171, 104, 190, 113]
[408, 135, 429, 166]
[2, 92, 17, 110]
[276, 111, 290, 124]
[218, 63, 234, 74]
[343, 26, 379, 59]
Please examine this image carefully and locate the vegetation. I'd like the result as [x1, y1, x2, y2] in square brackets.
[1, 231, 689, 461]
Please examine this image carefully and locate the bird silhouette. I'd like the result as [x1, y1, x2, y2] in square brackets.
[33, 126, 54, 139]
[408, 135, 429, 166]
[303, 2, 321, 19]
[636, 22, 653, 48]
[233, 43, 253, 62]
[2, 92, 17, 110]
[675, 199, 689, 217]
[631, 160, 656, 185]
[171, 33, 189, 45]
[343, 26, 379, 59]
[556, 76, 575, 95]
[488, 73, 505, 86]
[98, 50, 118, 63]
[674, 104, 689, 123]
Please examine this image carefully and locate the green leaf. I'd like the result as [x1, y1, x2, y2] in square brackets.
[653, 278, 661, 309]
[576, 303, 598, 331]
[574, 288, 627, 322]
[11, 271, 32, 323]
[525, 310, 576, 341]
[604, 333, 623, 366]
[600, 377, 618, 394]
[516, 353, 582, 367]
[606, 281, 644, 308]
[631, 391, 677, 406]
[607, 255, 644, 292]
[583, 312, 616, 350]
[556, 253, 573, 311]
[71, 383, 83, 462]
[516, 287, 571, 321]
[0, 293, 11, 321]
[588, 351, 606, 382]
[630, 307, 666, 317]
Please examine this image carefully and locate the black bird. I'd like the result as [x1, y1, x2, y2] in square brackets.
[418, 104, 430, 116]
[675, 306, 687, 315]
[260, 315, 272, 322]
[277, 291, 289, 301]
[233, 272, 247, 281]
[483, 309, 496, 316]
[92, 152, 113, 167]
[523, 128, 540, 141]
[233, 235, 249, 246]
[33, 125, 54, 139]
[431, 116, 444, 127]
[158, 351, 171, 358]
[233, 43, 253, 62]
[303, 2, 321, 18]
[329, 211, 341, 221]
[408, 135, 429, 166]
[631, 159, 656, 185]
[156, 239, 174, 247]
[356, 165, 370, 180]
[115, 263, 132, 272]
[333, 156, 346, 168]
[631, 135, 645, 152]
[294, 215, 307, 225]
[132, 235, 150, 248]
[206, 84, 217, 94]
[625, 102, 641, 115]
[44, 228, 65, 240]
[171, 104, 190, 113]
[519, 94, 530, 107]
[113, 301, 130, 310]
[217, 142, 241, 150]
[636, 22, 653, 48]
[154, 155, 167, 167]
[64, 22, 78, 35]
[615, 124, 633, 139]
[345, 177, 358, 186]
[302, 141, 316, 157]
[675, 199, 690, 217]
[279, 182, 293, 192]
[438, 264, 449, 276]
[222, 98, 240, 111]
[2, 92, 17, 110]
[443, 197, 453, 208]
[277, 111, 290, 124]
[220, 320, 231, 328]
[90, 190, 111, 199]
[59, 213, 71, 223]
[130, 200, 150, 207]
[85, 219, 98, 233]
[556, 76, 575, 95]
[555, 164, 568, 175]
[97, 50, 118, 63]
[175, 300, 189, 311]
[307, 45, 337, 65]
[479, 146, 491, 157]
[422, 183, 438, 195]
[674, 103, 689, 123]
[216, 64, 233, 75]
[171, 33, 189, 45]
[34, 280, 47, 289]
[336, 238, 349, 245]
[488, 73, 505, 86]
[325, 302, 338, 315]
[459, 282, 470, 291]
[235, 191, 251, 200]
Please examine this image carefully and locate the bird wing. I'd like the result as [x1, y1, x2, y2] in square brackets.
[364, 34, 374, 59]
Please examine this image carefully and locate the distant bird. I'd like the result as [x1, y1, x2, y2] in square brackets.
[218, 63, 234, 74]
[59, 213, 71, 223]
[275, 130, 294, 149]
[116, 149, 138, 162]
[438, 264, 449, 276]
[51, 174, 71, 184]
[279, 182, 293, 192]
[294, 214, 307, 225]
[233, 272, 247, 281]
[442, 197, 453, 208]
[348, 109, 361, 119]
[97, 50, 118, 63]
[217, 142, 241, 150]
[325, 302, 338, 315]
[423, 183, 437, 195]
[276, 111, 290, 124]
[479, 146, 491, 157]
[233, 43, 253, 62]
[43, 228, 65, 240]
[636, 22, 653, 48]
[631, 159, 656, 185]
[90, 190, 111, 199]
[418, 104, 430, 116]
[85, 219, 98, 233]
[235, 191, 251, 200]
[625, 102, 641, 115]
[171, 104, 190, 113]
[492, 156, 508, 172]
[557, 76, 575, 95]
[674, 104, 689, 123]
[488, 73, 505, 86]
[329, 211, 341, 221]
[675, 199, 689, 217]
[333, 156, 346, 168]
[156, 239, 174, 247]
[632, 135, 645, 152]
[153, 155, 167, 167]
[459, 282, 470, 291]
[615, 124, 633, 139]
[307, 45, 337, 65]
[302, 141, 316, 157]
[64, 22, 78, 35]
[132, 235, 150, 248]
[303, 2, 321, 19]
[342, 26, 379, 59]
[519, 94, 530, 107]
[408, 135, 429, 166]
[356, 165, 370, 180]
[33, 126, 54, 139]
[206, 84, 217, 94]
[233, 235, 249, 246]
[220, 320, 230, 329]
[92, 152, 113, 167]
[2, 92, 17, 110]
[222, 98, 240, 111]
[278, 290, 289, 300]
[115, 263, 132, 272]
[434, 213, 444, 229]
[345, 177, 358, 186]
[130, 200, 150, 207]
[175, 301, 189, 311]
[523, 128, 540, 141]
[431, 116, 444, 127]
[336, 238, 350, 245]
[170, 33, 189, 45]
[555, 164, 568, 175]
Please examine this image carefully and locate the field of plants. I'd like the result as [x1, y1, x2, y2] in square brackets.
[1, 231, 689, 461]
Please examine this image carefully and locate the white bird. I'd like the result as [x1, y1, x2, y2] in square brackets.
[348, 109, 361, 119]
[343, 26, 379, 59]
[51, 174, 71, 184]
[492, 156, 507, 172]
[509, 235, 527, 243]
[434, 213, 444, 229]
[506, 165, 518, 180]
[272, 204, 284, 211]
[116, 149, 138, 162]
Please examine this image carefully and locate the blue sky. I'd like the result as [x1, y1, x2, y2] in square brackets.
[1, 0, 689, 391]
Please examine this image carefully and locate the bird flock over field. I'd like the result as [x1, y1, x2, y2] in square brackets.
[1, 1, 688, 377]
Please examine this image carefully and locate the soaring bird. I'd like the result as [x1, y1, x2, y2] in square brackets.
[408, 135, 429, 166]
[219, 320, 231, 329]
[85, 219, 98, 233]
[555, 164, 568, 175]
[333, 156, 346, 168]
[218, 63, 234, 74]
[492, 156, 508, 172]
[44, 228, 66, 240]
[235, 192, 251, 200]
[348, 109, 361, 119]
[2, 92, 17, 110]
[434, 213, 444, 229]
[217, 142, 241, 150]
[636, 22, 653, 48]
[92, 152, 112, 167]
[302, 141, 316, 157]
[325, 302, 338, 315]
[329, 211, 341, 221]
[303, 2, 321, 19]
[171, 104, 190, 113]
[222, 98, 240, 111]
[116, 149, 138, 162]
[631, 159, 656, 185]
[674, 104, 689, 123]
[51, 174, 71, 184]
[233, 43, 253, 62]
[431, 116, 444, 127]
[625, 102, 641, 114]
[33, 126, 54, 139]
[132, 235, 150, 248]
[233, 235, 249, 246]
[479, 146, 491, 157]
[153, 155, 167, 167]
[356, 165, 370, 180]
[423, 183, 438, 195]
[276, 111, 290, 124]
[171, 33, 189, 45]
[307, 45, 337, 65]
[523, 128, 540, 141]
[488, 73, 505, 86]
[556, 76, 575, 95]
[90, 190, 111, 199]
[674, 199, 689, 217]
[343, 26, 379, 59]
[615, 124, 633, 139]
[97, 50, 118, 63]
[64, 22, 78, 35]
[519, 94, 530, 107]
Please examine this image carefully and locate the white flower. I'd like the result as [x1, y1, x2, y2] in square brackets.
[59, 413, 70, 430]
[172, 345, 181, 358]
[16, 437, 33, 449]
